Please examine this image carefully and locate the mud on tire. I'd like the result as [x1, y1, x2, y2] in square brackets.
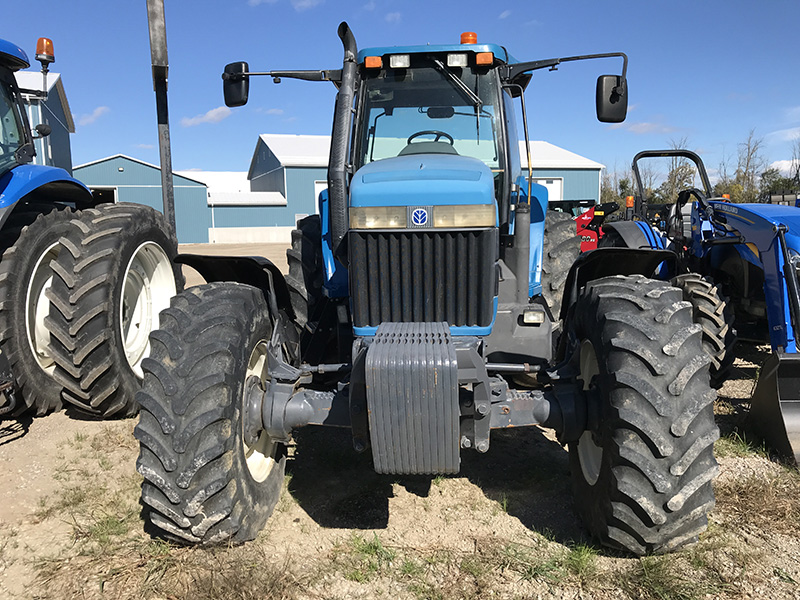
[0, 206, 76, 416]
[671, 273, 736, 388]
[47, 203, 183, 418]
[567, 274, 719, 555]
[135, 282, 286, 545]
[541, 210, 581, 313]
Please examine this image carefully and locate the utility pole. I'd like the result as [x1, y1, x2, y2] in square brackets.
[146, 0, 176, 234]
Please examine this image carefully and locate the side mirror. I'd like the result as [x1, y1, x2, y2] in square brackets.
[223, 62, 250, 107]
[596, 75, 627, 123]
[33, 123, 51, 138]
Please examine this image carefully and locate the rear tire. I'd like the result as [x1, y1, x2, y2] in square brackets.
[0, 207, 76, 416]
[47, 203, 183, 418]
[567, 275, 719, 555]
[671, 273, 736, 388]
[135, 282, 286, 545]
[285, 214, 323, 329]
[541, 210, 581, 314]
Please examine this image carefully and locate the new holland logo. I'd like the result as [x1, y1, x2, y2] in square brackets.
[411, 208, 429, 227]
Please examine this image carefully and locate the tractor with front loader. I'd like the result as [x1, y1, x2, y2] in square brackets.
[0, 37, 182, 420]
[601, 148, 800, 465]
[135, 24, 719, 555]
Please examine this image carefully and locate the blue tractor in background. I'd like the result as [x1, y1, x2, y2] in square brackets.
[135, 24, 719, 555]
[602, 148, 800, 465]
[0, 38, 181, 420]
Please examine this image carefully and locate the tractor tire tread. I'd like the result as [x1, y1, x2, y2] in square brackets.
[569, 275, 718, 555]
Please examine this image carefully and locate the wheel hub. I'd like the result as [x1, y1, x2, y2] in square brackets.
[26, 242, 60, 373]
[577, 339, 603, 485]
[242, 341, 276, 483]
[120, 242, 176, 378]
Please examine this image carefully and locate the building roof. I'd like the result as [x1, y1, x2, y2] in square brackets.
[257, 134, 331, 168]
[253, 134, 602, 171]
[206, 191, 287, 206]
[74, 154, 206, 186]
[15, 71, 75, 133]
[175, 170, 250, 193]
[518, 141, 604, 170]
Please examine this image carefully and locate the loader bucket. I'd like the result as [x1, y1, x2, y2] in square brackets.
[749, 351, 800, 465]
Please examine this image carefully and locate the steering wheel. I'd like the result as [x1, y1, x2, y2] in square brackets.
[407, 130, 454, 145]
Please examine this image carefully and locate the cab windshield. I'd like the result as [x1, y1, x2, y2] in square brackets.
[355, 57, 503, 171]
[0, 76, 25, 176]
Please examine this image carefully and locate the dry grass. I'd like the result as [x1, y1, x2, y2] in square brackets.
[714, 467, 800, 535]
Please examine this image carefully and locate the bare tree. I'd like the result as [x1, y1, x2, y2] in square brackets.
[791, 137, 800, 184]
[736, 129, 766, 203]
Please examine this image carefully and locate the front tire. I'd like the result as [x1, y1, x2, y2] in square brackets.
[541, 210, 581, 313]
[135, 283, 286, 545]
[285, 214, 323, 330]
[567, 275, 719, 554]
[671, 273, 736, 388]
[0, 207, 77, 416]
[47, 203, 183, 418]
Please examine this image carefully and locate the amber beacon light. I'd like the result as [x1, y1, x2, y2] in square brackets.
[460, 31, 477, 44]
[35, 37, 55, 66]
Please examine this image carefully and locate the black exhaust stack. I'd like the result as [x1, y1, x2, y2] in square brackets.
[328, 22, 358, 253]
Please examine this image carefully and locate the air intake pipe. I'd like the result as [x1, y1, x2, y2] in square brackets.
[514, 203, 531, 303]
[328, 22, 358, 253]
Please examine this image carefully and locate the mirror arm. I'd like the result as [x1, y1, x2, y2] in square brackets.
[222, 69, 343, 84]
[502, 52, 628, 89]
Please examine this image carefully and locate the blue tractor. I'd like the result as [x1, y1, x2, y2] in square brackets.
[0, 38, 182, 420]
[602, 148, 800, 465]
[135, 24, 719, 554]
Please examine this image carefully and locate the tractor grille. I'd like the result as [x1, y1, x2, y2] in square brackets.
[349, 229, 497, 328]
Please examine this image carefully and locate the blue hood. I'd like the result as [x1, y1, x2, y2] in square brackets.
[350, 154, 495, 209]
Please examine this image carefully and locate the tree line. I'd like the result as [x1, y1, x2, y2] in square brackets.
[601, 131, 800, 205]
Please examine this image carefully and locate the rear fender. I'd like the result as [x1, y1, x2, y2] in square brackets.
[175, 254, 294, 321]
[602, 220, 665, 250]
[318, 188, 348, 297]
[559, 247, 677, 320]
[0, 165, 94, 226]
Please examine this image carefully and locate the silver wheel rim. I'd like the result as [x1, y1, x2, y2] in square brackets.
[25, 242, 60, 373]
[120, 242, 175, 378]
[243, 341, 276, 483]
[577, 339, 603, 486]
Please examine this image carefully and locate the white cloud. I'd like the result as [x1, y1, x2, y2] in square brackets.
[78, 106, 110, 127]
[498, 10, 511, 19]
[135, 143, 155, 149]
[785, 106, 800, 122]
[363, 1, 376, 9]
[248, 0, 278, 5]
[180, 106, 232, 127]
[266, 108, 284, 115]
[291, 0, 322, 10]
[385, 11, 401, 23]
[767, 127, 800, 142]
[771, 159, 796, 175]
[608, 121, 674, 135]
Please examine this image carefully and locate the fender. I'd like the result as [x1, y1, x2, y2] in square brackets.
[559, 247, 677, 319]
[602, 220, 665, 250]
[175, 254, 295, 321]
[0, 164, 94, 210]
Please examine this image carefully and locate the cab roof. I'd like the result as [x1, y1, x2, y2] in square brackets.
[0, 38, 30, 71]
[358, 42, 516, 65]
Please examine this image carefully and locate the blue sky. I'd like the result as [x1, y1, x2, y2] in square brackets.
[6, 0, 800, 181]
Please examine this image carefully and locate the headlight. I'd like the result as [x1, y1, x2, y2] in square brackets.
[433, 204, 495, 228]
[349, 205, 495, 229]
[349, 206, 407, 229]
